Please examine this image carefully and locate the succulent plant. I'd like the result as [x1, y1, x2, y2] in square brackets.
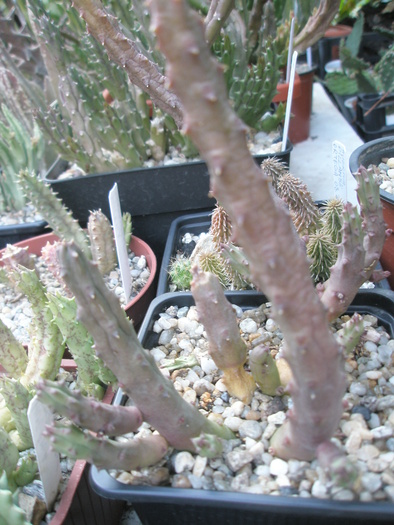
[0, 104, 45, 212]
[324, 13, 394, 95]
[20, 0, 389, 489]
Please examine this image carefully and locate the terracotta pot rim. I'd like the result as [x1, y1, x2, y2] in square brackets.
[0, 231, 157, 314]
[324, 24, 353, 38]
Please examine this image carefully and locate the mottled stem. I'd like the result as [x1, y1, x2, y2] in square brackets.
[57, 242, 234, 451]
[191, 267, 255, 403]
[148, 0, 347, 460]
[294, 0, 341, 53]
[37, 380, 142, 436]
[44, 423, 168, 470]
[71, 0, 183, 127]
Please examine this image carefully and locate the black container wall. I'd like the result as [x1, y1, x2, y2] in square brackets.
[0, 220, 48, 249]
[90, 289, 394, 525]
[45, 146, 292, 267]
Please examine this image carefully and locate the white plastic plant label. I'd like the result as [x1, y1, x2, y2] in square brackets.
[27, 395, 61, 510]
[109, 183, 132, 303]
[332, 140, 347, 202]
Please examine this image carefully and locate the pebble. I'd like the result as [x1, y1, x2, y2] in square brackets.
[240, 318, 258, 333]
[267, 411, 286, 425]
[270, 458, 289, 477]
[173, 451, 195, 473]
[361, 472, 382, 493]
[349, 382, 368, 396]
[224, 416, 243, 432]
[357, 444, 380, 461]
[238, 420, 263, 440]
[200, 356, 218, 375]
[226, 450, 254, 472]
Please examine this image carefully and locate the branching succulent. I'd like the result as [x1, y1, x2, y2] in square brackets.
[14, 0, 389, 492]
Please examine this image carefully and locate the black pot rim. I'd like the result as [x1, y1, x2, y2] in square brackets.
[349, 136, 394, 204]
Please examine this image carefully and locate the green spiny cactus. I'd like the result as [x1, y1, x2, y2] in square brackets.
[276, 172, 320, 235]
[17, 170, 90, 256]
[168, 255, 193, 291]
[321, 198, 344, 245]
[307, 232, 338, 284]
[0, 104, 45, 212]
[209, 204, 232, 247]
[87, 210, 117, 276]
[122, 212, 133, 249]
[198, 251, 231, 289]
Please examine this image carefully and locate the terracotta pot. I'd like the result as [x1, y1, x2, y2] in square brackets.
[288, 66, 317, 144]
[349, 137, 394, 289]
[1, 232, 157, 327]
[272, 72, 302, 104]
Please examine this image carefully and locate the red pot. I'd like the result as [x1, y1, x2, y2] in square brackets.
[272, 72, 302, 104]
[1, 232, 157, 327]
[288, 67, 317, 144]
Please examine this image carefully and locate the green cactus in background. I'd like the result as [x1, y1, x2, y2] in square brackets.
[321, 198, 344, 245]
[0, 104, 45, 212]
[18, 170, 90, 255]
[325, 13, 394, 95]
[168, 255, 193, 291]
[307, 231, 338, 283]
[87, 210, 117, 275]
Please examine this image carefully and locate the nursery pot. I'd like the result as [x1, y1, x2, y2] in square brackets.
[317, 24, 353, 79]
[90, 289, 394, 525]
[288, 64, 317, 145]
[0, 231, 157, 328]
[349, 137, 394, 289]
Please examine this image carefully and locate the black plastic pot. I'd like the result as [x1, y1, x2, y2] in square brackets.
[0, 220, 48, 250]
[349, 137, 394, 289]
[355, 93, 394, 142]
[44, 146, 292, 267]
[90, 289, 394, 525]
[157, 211, 390, 296]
